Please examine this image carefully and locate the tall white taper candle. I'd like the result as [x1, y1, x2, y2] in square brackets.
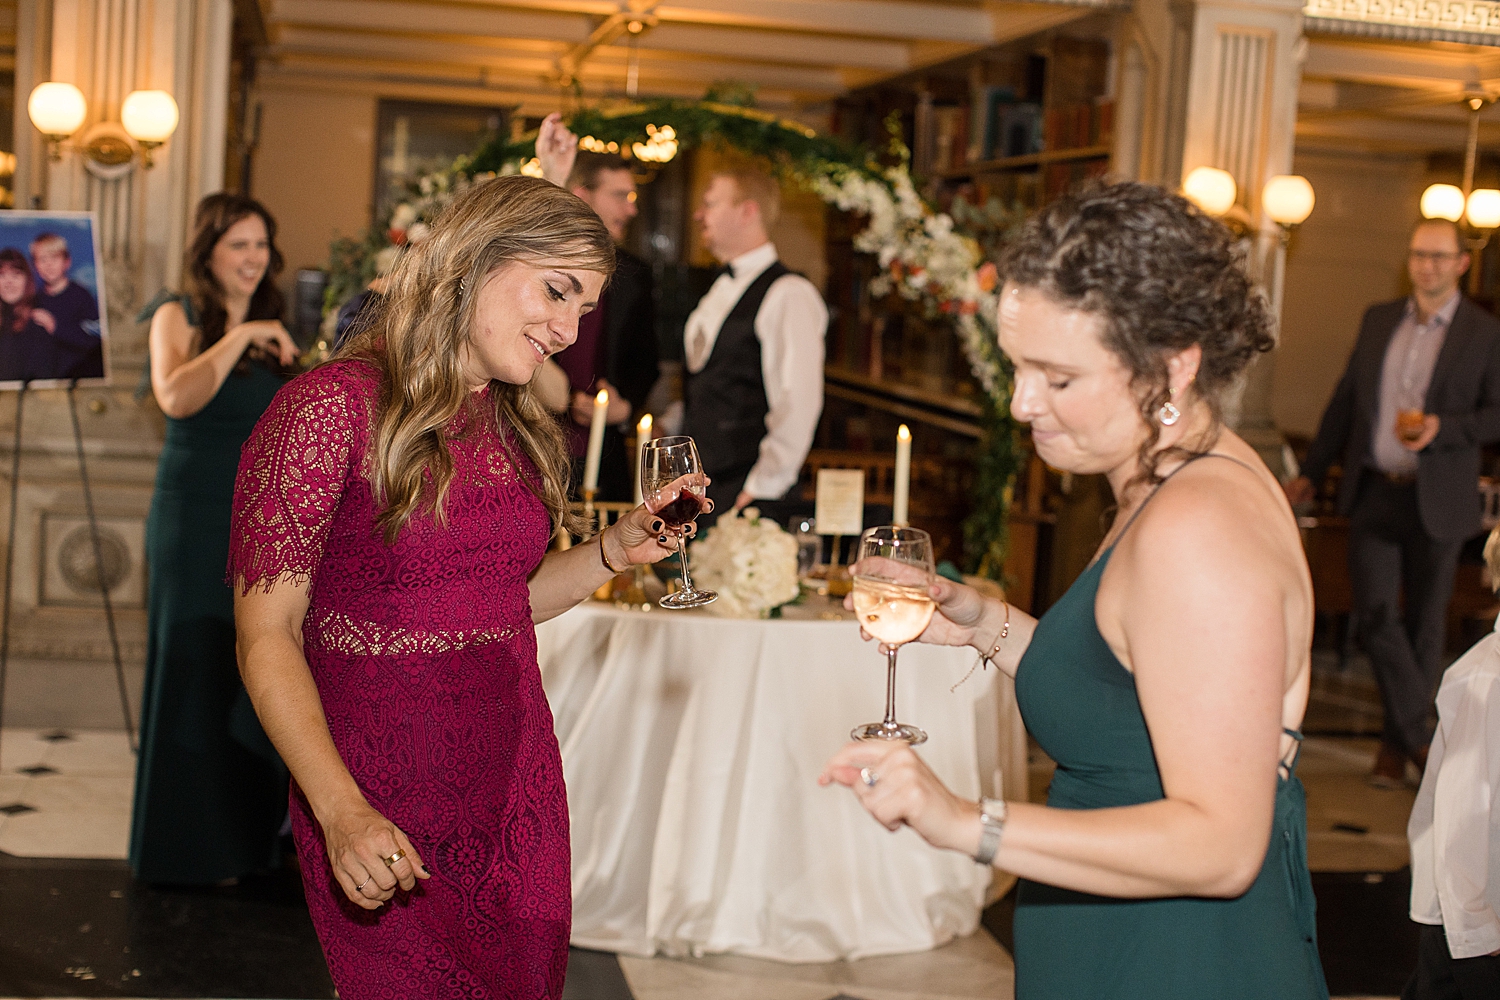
[634, 413, 652, 505]
[583, 389, 609, 494]
[892, 424, 912, 526]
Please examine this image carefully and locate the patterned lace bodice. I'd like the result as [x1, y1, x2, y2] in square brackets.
[228, 359, 550, 653]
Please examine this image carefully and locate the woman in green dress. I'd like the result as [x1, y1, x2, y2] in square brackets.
[823, 183, 1329, 998]
[129, 193, 301, 885]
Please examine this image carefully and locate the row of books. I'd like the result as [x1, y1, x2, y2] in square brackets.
[921, 92, 1115, 174]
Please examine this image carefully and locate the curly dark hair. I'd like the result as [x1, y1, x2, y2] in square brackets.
[184, 193, 286, 362]
[999, 180, 1275, 498]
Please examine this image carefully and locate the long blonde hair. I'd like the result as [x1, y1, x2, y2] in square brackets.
[338, 175, 615, 544]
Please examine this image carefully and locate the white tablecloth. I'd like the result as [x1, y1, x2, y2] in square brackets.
[536, 600, 1027, 962]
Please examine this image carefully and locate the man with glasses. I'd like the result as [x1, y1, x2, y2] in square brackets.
[1288, 217, 1500, 788]
[537, 114, 660, 501]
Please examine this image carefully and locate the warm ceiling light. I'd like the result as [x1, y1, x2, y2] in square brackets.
[1183, 166, 1237, 216]
[28, 82, 88, 138]
[1262, 175, 1315, 227]
[1467, 189, 1500, 230]
[1421, 183, 1466, 222]
[121, 90, 179, 143]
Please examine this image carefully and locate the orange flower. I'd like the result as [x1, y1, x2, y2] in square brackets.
[976, 261, 998, 293]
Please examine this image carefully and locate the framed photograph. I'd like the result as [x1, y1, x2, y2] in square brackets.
[0, 210, 108, 388]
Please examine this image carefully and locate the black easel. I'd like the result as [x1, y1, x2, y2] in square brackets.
[0, 382, 137, 780]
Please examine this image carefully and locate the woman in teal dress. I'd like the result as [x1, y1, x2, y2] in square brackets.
[129, 193, 301, 884]
[823, 183, 1329, 998]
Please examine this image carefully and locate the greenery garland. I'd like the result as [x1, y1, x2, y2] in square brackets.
[322, 97, 1023, 583]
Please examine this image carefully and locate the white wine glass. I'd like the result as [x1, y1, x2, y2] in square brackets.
[850, 525, 935, 746]
[640, 435, 718, 609]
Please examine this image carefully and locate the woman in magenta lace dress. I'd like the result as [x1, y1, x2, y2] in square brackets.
[229, 176, 674, 999]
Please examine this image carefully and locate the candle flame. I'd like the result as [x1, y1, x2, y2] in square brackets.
[595, 389, 609, 405]
[638, 413, 652, 433]
[897, 424, 911, 441]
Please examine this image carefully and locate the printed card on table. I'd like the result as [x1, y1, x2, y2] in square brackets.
[814, 469, 865, 536]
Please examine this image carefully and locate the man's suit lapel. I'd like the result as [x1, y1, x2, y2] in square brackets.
[1360, 301, 1405, 417]
[1425, 297, 1477, 408]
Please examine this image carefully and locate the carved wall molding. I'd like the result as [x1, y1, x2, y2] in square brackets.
[1305, 0, 1500, 45]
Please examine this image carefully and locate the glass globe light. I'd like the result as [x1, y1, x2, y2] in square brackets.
[1262, 175, 1315, 226]
[1421, 184, 1466, 222]
[121, 90, 179, 143]
[28, 82, 87, 137]
[1466, 189, 1500, 230]
[1183, 166, 1238, 217]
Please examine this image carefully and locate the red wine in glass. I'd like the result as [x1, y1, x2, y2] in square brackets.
[640, 436, 718, 609]
[651, 489, 705, 530]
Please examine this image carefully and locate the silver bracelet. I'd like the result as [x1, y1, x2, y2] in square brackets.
[974, 797, 1007, 866]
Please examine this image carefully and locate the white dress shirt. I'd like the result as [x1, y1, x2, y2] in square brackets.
[1373, 292, 1458, 475]
[683, 242, 828, 500]
[1408, 614, 1500, 959]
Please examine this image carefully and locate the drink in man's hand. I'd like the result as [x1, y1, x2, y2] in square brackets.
[852, 576, 936, 646]
[1397, 408, 1426, 442]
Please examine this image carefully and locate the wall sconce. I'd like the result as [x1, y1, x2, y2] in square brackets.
[27, 82, 179, 173]
[1182, 166, 1238, 217]
[1262, 174, 1315, 242]
[1421, 183, 1465, 222]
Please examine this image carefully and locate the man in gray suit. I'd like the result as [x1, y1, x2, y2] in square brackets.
[1287, 217, 1500, 787]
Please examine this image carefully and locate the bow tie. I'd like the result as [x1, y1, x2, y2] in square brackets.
[716, 263, 735, 279]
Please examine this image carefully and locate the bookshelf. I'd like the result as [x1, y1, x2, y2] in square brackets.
[818, 17, 1119, 605]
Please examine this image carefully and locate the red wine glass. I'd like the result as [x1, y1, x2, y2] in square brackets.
[640, 435, 718, 609]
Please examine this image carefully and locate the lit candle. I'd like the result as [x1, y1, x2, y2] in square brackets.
[892, 424, 912, 526]
[634, 413, 652, 505]
[583, 388, 609, 495]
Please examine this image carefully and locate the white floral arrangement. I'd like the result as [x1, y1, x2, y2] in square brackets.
[688, 508, 800, 619]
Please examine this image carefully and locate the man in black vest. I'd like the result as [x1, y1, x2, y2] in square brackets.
[1288, 217, 1500, 787]
[681, 168, 828, 526]
[537, 114, 659, 501]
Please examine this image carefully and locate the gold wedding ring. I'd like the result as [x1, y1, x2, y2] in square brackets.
[382, 849, 406, 867]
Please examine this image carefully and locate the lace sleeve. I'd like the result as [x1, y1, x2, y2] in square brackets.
[228, 369, 361, 594]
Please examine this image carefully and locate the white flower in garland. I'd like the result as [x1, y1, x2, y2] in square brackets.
[688, 508, 800, 619]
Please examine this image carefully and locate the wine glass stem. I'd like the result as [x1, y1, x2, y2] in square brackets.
[883, 646, 900, 730]
[677, 532, 696, 594]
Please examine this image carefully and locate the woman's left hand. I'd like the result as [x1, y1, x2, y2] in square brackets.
[819, 740, 981, 855]
[604, 505, 688, 566]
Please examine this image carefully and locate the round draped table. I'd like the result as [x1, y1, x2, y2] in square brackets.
[536, 598, 1027, 962]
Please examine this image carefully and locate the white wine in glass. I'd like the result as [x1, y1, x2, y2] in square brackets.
[851, 525, 935, 746]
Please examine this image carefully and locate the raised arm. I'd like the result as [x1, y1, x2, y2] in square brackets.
[536, 112, 578, 188]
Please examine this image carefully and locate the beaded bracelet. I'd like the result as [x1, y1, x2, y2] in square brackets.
[981, 601, 1011, 669]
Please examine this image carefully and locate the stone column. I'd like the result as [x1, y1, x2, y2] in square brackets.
[1179, 0, 1306, 472]
[4, 0, 231, 728]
